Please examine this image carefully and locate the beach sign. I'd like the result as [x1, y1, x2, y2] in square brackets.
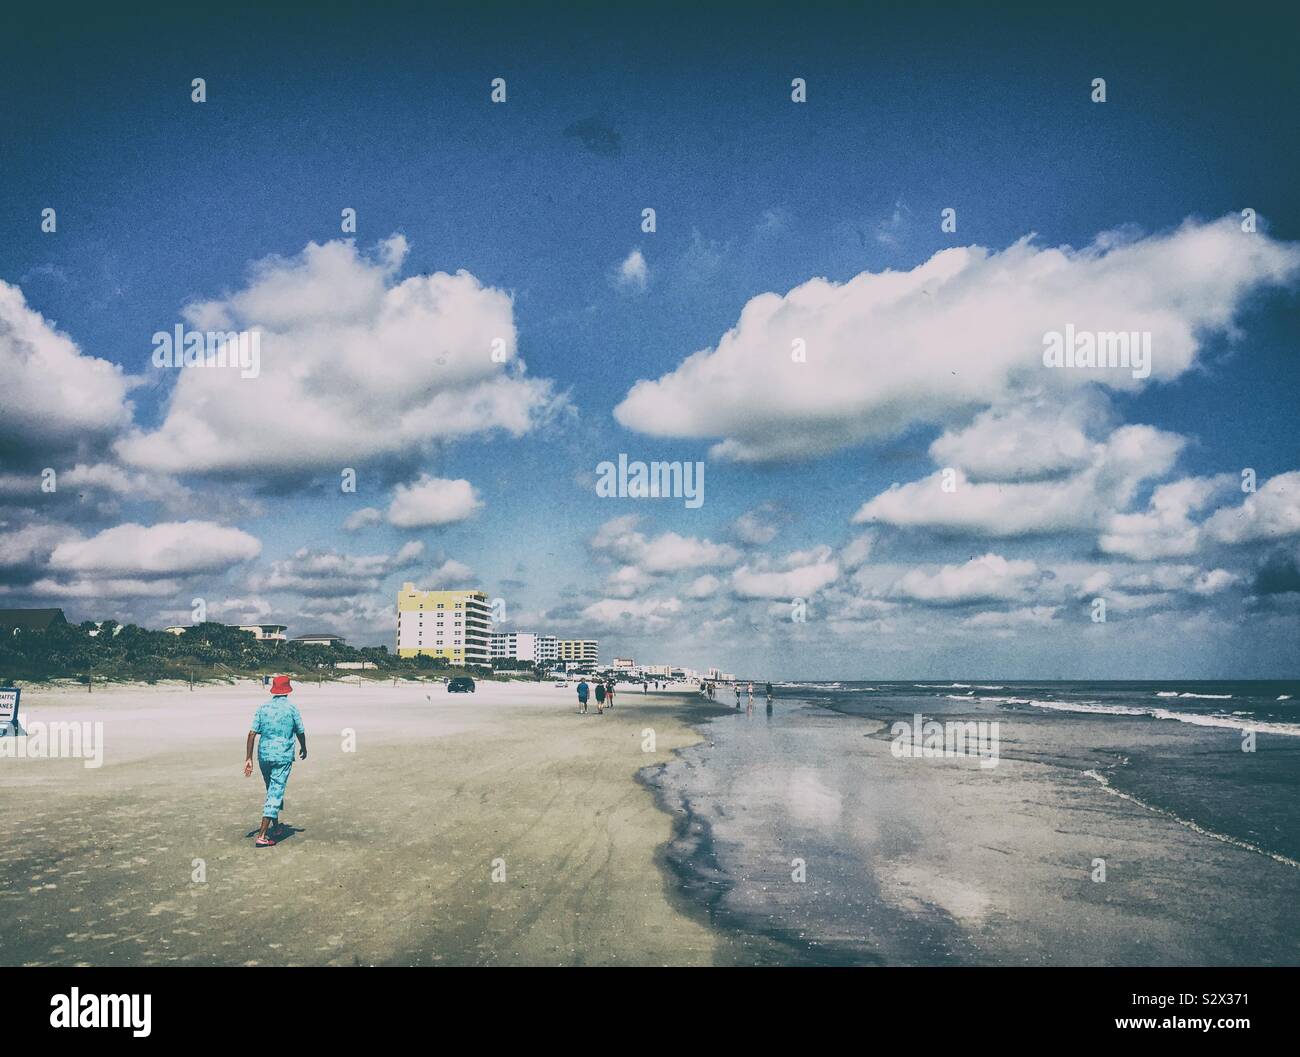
[0, 687, 20, 736]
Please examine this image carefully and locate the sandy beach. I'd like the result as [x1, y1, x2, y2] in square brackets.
[1, 679, 774, 967]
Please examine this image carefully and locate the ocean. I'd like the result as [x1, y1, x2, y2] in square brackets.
[647, 680, 1300, 966]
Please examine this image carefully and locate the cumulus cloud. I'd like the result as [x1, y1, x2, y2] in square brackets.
[1073, 562, 1239, 610]
[115, 237, 563, 475]
[1099, 474, 1236, 559]
[854, 424, 1184, 537]
[0, 282, 134, 458]
[264, 540, 423, 597]
[731, 546, 840, 600]
[579, 595, 683, 629]
[687, 573, 721, 599]
[1202, 471, 1300, 545]
[589, 515, 740, 573]
[615, 249, 649, 290]
[20, 577, 184, 599]
[928, 399, 1099, 482]
[614, 216, 1300, 462]
[961, 606, 1059, 629]
[342, 507, 384, 532]
[0, 522, 76, 573]
[839, 532, 877, 570]
[882, 554, 1042, 605]
[48, 521, 261, 576]
[606, 564, 653, 598]
[386, 475, 483, 528]
[424, 558, 475, 588]
[733, 505, 781, 545]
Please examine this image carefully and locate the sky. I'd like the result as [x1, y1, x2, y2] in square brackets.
[1, 2, 1297, 678]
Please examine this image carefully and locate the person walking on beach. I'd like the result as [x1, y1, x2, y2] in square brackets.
[606, 681, 616, 710]
[577, 679, 590, 714]
[594, 681, 607, 714]
[243, 674, 306, 849]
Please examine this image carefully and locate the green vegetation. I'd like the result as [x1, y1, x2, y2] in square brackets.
[0, 621, 501, 686]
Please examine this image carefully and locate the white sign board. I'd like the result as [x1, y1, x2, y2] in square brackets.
[0, 687, 19, 726]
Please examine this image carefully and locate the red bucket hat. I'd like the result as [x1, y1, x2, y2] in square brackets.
[270, 675, 293, 696]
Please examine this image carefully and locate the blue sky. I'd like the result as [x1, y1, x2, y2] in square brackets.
[1, 3, 1297, 677]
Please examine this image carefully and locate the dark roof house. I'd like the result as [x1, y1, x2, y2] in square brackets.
[0, 608, 68, 633]
[292, 633, 346, 646]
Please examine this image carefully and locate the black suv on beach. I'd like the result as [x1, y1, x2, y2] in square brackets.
[447, 677, 475, 693]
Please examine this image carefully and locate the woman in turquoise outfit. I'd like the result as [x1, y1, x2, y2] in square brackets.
[243, 674, 308, 848]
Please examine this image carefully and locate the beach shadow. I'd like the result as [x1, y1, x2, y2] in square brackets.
[244, 824, 305, 842]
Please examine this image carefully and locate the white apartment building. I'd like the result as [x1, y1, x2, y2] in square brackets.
[490, 631, 559, 666]
[396, 583, 492, 665]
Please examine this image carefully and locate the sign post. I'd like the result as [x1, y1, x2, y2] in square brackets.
[0, 686, 22, 736]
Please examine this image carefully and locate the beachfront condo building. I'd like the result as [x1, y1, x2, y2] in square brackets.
[558, 639, 599, 664]
[396, 583, 492, 665]
[490, 632, 559, 666]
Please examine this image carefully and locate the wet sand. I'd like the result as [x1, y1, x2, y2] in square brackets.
[0, 680, 763, 966]
[649, 694, 1300, 966]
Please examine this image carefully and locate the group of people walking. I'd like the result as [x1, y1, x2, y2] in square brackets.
[575, 678, 617, 714]
[700, 680, 774, 711]
[575, 676, 775, 716]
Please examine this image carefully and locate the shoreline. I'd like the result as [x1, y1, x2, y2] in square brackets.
[1, 681, 744, 966]
[652, 688, 1300, 966]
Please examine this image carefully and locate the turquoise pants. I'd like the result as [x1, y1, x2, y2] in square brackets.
[259, 758, 293, 820]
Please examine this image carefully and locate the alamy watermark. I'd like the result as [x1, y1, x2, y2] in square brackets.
[0, 719, 104, 768]
[1042, 324, 1150, 379]
[890, 713, 1000, 769]
[596, 453, 704, 509]
[152, 325, 261, 379]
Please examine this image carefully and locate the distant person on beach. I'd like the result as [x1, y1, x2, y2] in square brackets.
[747, 682, 754, 701]
[243, 675, 306, 849]
[643, 680, 648, 694]
[735, 685, 741, 708]
[765, 682, 773, 702]
[594, 681, 607, 714]
[577, 679, 590, 714]
[606, 682, 616, 710]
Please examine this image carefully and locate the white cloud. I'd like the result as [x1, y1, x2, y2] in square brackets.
[48, 521, 261, 576]
[1202, 471, 1300, 545]
[424, 558, 475, 588]
[264, 540, 423, 597]
[731, 548, 840, 600]
[22, 577, 183, 599]
[884, 554, 1042, 605]
[1068, 562, 1238, 602]
[116, 237, 563, 475]
[839, 532, 876, 569]
[614, 216, 1300, 462]
[854, 424, 1184, 537]
[1099, 474, 1235, 559]
[206, 596, 277, 623]
[0, 282, 134, 456]
[687, 573, 721, 599]
[734, 505, 780, 545]
[928, 399, 1098, 482]
[0, 523, 76, 570]
[579, 595, 683, 628]
[589, 515, 739, 573]
[342, 507, 384, 532]
[386, 475, 483, 528]
[961, 606, 1060, 629]
[606, 564, 653, 598]
[615, 249, 649, 290]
